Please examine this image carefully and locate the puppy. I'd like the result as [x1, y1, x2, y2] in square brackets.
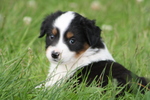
[39, 11, 150, 93]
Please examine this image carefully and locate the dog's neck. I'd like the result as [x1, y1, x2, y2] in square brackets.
[45, 43, 115, 87]
[78, 44, 115, 66]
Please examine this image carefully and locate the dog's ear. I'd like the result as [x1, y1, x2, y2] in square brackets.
[39, 11, 63, 38]
[39, 18, 48, 38]
[80, 18, 104, 48]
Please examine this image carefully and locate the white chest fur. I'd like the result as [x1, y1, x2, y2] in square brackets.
[45, 62, 78, 87]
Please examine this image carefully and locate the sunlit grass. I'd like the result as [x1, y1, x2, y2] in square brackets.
[0, 0, 150, 99]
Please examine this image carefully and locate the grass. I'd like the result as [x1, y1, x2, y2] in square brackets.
[0, 0, 150, 99]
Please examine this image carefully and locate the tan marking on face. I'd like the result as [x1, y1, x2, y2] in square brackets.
[75, 43, 90, 58]
[52, 28, 57, 35]
[66, 32, 74, 39]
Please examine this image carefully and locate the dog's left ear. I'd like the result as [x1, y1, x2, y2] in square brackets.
[81, 18, 104, 48]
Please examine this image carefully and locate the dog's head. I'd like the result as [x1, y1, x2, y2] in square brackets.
[39, 11, 104, 64]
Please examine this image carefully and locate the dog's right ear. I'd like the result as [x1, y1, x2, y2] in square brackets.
[39, 11, 63, 38]
[39, 19, 48, 38]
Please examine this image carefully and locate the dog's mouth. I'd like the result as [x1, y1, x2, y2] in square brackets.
[51, 58, 64, 64]
[52, 58, 60, 62]
[53, 59, 58, 62]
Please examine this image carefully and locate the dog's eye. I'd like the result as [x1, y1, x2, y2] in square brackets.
[69, 38, 76, 45]
[49, 34, 55, 40]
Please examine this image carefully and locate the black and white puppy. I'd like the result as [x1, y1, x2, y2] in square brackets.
[39, 11, 150, 93]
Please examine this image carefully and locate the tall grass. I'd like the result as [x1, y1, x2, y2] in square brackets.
[0, 0, 150, 99]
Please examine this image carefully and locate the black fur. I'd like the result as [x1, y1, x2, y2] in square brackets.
[70, 61, 150, 94]
[70, 13, 104, 48]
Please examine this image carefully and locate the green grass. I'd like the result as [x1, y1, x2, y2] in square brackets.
[0, 0, 150, 99]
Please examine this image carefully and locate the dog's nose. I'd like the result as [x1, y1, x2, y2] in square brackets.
[51, 51, 60, 59]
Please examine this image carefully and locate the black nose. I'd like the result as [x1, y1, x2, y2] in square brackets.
[51, 51, 60, 59]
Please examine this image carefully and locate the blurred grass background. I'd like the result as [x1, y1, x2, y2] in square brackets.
[0, 0, 150, 99]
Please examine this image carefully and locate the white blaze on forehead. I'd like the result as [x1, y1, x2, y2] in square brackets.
[48, 11, 76, 63]
[53, 11, 75, 34]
